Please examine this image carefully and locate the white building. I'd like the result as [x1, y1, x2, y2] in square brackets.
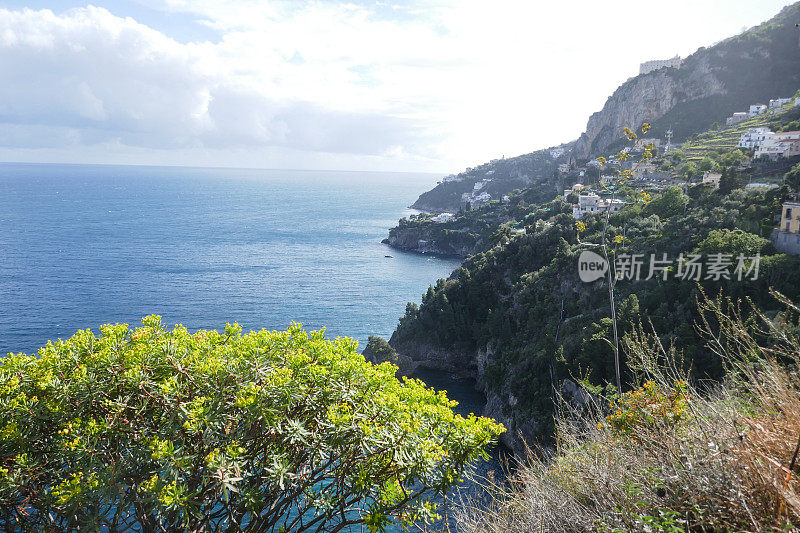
[563, 184, 585, 199]
[754, 131, 800, 159]
[471, 192, 492, 208]
[550, 147, 566, 159]
[737, 127, 774, 149]
[776, 131, 800, 142]
[432, 212, 455, 223]
[572, 193, 626, 219]
[473, 180, 488, 192]
[770, 98, 792, 109]
[748, 104, 767, 117]
[726, 112, 748, 126]
[639, 55, 682, 75]
[558, 163, 570, 174]
[442, 174, 463, 183]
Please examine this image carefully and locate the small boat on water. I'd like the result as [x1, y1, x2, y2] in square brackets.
[385, 255, 394, 258]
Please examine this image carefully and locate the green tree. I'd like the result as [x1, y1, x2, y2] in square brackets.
[785, 163, 800, 192]
[362, 336, 416, 376]
[697, 156, 718, 173]
[718, 167, 742, 194]
[0, 319, 503, 532]
[642, 186, 689, 219]
[696, 229, 773, 256]
[679, 162, 697, 180]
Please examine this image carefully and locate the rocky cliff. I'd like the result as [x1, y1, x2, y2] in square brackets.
[382, 227, 481, 257]
[574, 58, 724, 158]
[575, 2, 800, 159]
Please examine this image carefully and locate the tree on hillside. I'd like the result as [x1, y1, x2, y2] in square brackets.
[785, 163, 800, 192]
[718, 166, 743, 194]
[698, 156, 719, 173]
[679, 162, 698, 180]
[696, 228, 773, 257]
[642, 186, 689, 219]
[0, 319, 503, 532]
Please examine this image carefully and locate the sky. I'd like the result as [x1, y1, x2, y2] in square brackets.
[0, 1, 793, 172]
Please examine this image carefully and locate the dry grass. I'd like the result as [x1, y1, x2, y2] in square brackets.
[456, 292, 800, 532]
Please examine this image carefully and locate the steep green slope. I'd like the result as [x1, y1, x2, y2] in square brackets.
[390, 181, 800, 453]
[385, 99, 800, 452]
[410, 147, 567, 212]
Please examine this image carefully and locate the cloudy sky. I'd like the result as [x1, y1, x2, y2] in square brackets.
[0, 1, 792, 172]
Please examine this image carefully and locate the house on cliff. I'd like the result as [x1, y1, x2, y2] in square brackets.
[773, 201, 800, 256]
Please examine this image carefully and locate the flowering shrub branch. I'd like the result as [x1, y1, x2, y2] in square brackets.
[0, 318, 504, 532]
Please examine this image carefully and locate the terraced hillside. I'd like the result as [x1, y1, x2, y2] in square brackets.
[680, 99, 800, 163]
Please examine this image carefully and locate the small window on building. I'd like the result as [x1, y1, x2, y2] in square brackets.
[787, 208, 792, 219]
[787, 222, 792, 232]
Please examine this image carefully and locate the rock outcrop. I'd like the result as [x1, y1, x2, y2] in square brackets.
[382, 228, 480, 258]
[575, 56, 725, 158]
[389, 338, 537, 456]
[575, 2, 800, 159]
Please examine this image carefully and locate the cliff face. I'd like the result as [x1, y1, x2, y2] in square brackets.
[575, 56, 725, 158]
[575, 2, 800, 159]
[386, 337, 532, 454]
[382, 227, 480, 257]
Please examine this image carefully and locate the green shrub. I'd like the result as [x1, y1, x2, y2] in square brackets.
[0, 318, 503, 531]
[696, 228, 773, 256]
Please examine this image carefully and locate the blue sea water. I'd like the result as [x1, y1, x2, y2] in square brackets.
[0, 162, 504, 531]
[0, 163, 461, 355]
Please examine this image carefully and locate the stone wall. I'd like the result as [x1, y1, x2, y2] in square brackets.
[772, 229, 800, 256]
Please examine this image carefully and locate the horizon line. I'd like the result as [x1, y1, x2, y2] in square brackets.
[0, 160, 444, 176]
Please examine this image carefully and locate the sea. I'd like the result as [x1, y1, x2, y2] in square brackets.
[0, 163, 461, 354]
[0, 162, 503, 530]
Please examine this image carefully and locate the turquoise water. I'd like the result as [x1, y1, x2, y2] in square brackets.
[0, 163, 461, 354]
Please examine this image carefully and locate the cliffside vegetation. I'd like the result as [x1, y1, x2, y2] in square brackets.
[457, 292, 800, 532]
[0, 319, 503, 532]
[410, 147, 565, 213]
[384, 187, 563, 257]
[387, 102, 800, 452]
[391, 181, 799, 447]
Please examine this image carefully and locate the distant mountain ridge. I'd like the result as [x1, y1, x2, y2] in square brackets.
[576, 2, 800, 157]
[408, 2, 800, 214]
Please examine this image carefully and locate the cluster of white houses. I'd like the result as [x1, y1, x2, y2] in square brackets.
[726, 97, 799, 126]
[737, 127, 800, 159]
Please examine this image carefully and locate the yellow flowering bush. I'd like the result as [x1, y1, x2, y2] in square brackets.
[605, 380, 689, 437]
[0, 318, 503, 531]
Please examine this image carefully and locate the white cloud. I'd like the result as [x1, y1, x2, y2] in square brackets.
[0, 1, 792, 171]
[0, 4, 432, 166]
